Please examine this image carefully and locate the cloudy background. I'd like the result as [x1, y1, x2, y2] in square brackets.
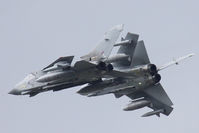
[0, 0, 198, 133]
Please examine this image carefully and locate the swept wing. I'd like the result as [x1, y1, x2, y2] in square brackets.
[43, 56, 74, 71]
[127, 83, 173, 116]
[81, 24, 123, 62]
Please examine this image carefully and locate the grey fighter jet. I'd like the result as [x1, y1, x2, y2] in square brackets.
[77, 33, 194, 117]
[8, 24, 124, 97]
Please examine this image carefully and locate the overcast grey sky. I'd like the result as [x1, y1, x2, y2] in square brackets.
[0, 0, 198, 133]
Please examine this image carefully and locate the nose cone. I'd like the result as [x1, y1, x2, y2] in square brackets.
[8, 88, 21, 95]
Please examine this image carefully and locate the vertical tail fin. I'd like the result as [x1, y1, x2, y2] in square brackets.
[130, 40, 150, 67]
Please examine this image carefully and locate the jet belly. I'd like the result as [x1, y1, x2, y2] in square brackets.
[76, 69, 102, 82]
[78, 72, 161, 97]
[87, 84, 137, 97]
[43, 69, 103, 91]
[78, 78, 137, 97]
[78, 78, 118, 94]
[35, 67, 103, 92]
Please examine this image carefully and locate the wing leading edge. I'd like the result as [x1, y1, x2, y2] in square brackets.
[43, 56, 74, 70]
[127, 83, 173, 117]
[81, 24, 123, 62]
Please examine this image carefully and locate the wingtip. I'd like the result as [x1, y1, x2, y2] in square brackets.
[189, 53, 195, 57]
[111, 24, 124, 32]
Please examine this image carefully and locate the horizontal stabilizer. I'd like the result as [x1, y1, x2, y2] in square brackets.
[143, 83, 173, 116]
[127, 83, 173, 116]
[144, 83, 173, 106]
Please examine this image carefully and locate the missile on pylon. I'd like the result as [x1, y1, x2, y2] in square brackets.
[123, 99, 151, 111]
[141, 109, 164, 117]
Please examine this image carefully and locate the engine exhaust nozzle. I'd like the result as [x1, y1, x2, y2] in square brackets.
[152, 73, 161, 83]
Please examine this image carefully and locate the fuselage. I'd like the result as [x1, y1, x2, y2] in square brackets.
[9, 66, 105, 96]
[77, 64, 161, 97]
